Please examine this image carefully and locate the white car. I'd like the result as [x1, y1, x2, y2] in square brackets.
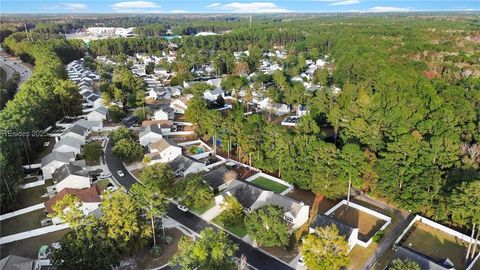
[99, 173, 112, 179]
[117, 170, 125, 177]
[177, 204, 189, 212]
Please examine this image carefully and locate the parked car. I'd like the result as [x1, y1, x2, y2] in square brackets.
[38, 245, 51, 259]
[177, 204, 189, 212]
[117, 170, 125, 177]
[99, 173, 112, 179]
[40, 218, 52, 227]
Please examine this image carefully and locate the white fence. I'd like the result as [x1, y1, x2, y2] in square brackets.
[164, 131, 195, 136]
[324, 200, 392, 248]
[0, 224, 69, 244]
[19, 179, 45, 189]
[244, 172, 294, 195]
[0, 203, 45, 221]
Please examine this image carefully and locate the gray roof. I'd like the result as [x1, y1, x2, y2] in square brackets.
[91, 106, 108, 116]
[63, 124, 88, 137]
[53, 137, 82, 151]
[87, 94, 100, 102]
[310, 214, 355, 239]
[226, 181, 264, 209]
[41, 151, 75, 167]
[73, 119, 102, 129]
[169, 155, 202, 174]
[208, 88, 224, 95]
[139, 124, 163, 138]
[0, 255, 34, 270]
[391, 246, 455, 270]
[52, 164, 89, 183]
[266, 193, 303, 217]
[203, 166, 229, 189]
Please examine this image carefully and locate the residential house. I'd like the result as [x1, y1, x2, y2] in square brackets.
[203, 88, 224, 102]
[41, 151, 76, 180]
[170, 96, 190, 114]
[52, 164, 90, 192]
[206, 78, 222, 89]
[169, 155, 205, 177]
[0, 255, 36, 270]
[73, 118, 103, 131]
[86, 106, 108, 122]
[256, 98, 290, 116]
[297, 105, 309, 117]
[53, 137, 83, 156]
[215, 180, 309, 229]
[203, 165, 236, 192]
[139, 124, 164, 146]
[45, 186, 101, 225]
[309, 214, 359, 252]
[152, 106, 175, 121]
[60, 125, 89, 145]
[145, 138, 182, 164]
[389, 246, 456, 270]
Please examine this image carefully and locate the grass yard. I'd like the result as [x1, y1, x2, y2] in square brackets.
[348, 242, 378, 270]
[95, 179, 111, 192]
[0, 229, 69, 259]
[212, 216, 248, 238]
[191, 199, 216, 215]
[331, 204, 386, 241]
[251, 177, 289, 193]
[0, 209, 46, 237]
[400, 222, 471, 269]
[11, 185, 47, 211]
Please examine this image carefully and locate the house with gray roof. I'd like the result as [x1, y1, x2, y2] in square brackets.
[60, 124, 89, 144]
[203, 88, 224, 102]
[53, 137, 82, 156]
[215, 180, 309, 229]
[139, 124, 165, 146]
[86, 106, 108, 122]
[169, 155, 205, 177]
[41, 151, 76, 179]
[389, 246, 455, 270]
[144, 138, 182, 164]
[52, 164, 90, 192]
[309, 214, 359, 252]
[203, 165, 237, 192]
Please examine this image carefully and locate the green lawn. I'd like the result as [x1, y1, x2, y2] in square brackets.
[251, 177, 289, 193]
[12, 185, 47, 211]
[0, 209, 46, 237]
[191, 199, 215, 215]
[212, 216, 248, 238]
[95, 179, 111, 192]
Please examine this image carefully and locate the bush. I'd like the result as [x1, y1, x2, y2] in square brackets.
[372, 230, 384, 243]
[83, 142, 103, 162]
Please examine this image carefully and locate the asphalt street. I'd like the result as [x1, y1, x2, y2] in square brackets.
[166, 203, 294, 270]
[0, 55, 32, 85]
[104, 138, 138, 190]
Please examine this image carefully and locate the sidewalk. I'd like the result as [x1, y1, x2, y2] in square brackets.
[0, 224, 69, 244]
[0, 203, 45, 221]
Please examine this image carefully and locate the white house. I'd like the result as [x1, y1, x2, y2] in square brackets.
[145, 138, 182, 164]
[53, 137, 83, 156]
[152, 106, 174, 121]
[296, 105, 309, 117]
[257, 98, 290, 116]
[206, 78, 222, 89]
[215, 180, 309, 229]
[41, 152, 76, 179]
[45, 186, 101, 225]
[60, 125, 89, 145]
[86, 106, 108, 122]
[170, 96, 190, 114]
[139, 124, 164, 146]
[309, 214, 359, 252]
[203, 88, 224, 102]
[52, 164, 91, 192]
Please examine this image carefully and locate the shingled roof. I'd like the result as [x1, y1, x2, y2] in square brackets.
[44, 186, 101, 214]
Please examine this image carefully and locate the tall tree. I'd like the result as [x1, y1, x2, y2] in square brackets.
[244, 205, 289, 247]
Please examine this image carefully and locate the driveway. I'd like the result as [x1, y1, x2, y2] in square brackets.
[104, 139, 138, 190]
[167, 203, 294, 270]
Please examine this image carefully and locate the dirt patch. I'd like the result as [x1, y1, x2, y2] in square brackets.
[330, 205, 386, 241]
[261, 245, 298, 264]
[285, 189, 316, 207]
[0, 229, 69, 259]
[133, 228, 185, 269]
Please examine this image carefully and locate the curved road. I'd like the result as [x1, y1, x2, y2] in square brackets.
[105, 138, 138, 190]
[0, 55, 32, 86]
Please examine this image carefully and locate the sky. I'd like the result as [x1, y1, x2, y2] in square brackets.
[1, 0, 479, 14]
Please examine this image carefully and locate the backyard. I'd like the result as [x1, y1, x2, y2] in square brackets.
[0, 209, 47, 237]
[330, 204, 387, 241]
[400, 222, 472, 269]
[212, 216, 248, 238]
[11, 184, 48, 211]
[250, 177, 289, 193]
[0, 229, 69, 259]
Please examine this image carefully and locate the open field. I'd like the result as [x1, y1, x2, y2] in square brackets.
[0, 209, 46, 237]
[331, 204, 386, 241]
[400, 222, 471, 269]
[251, 176, 289, 193]
[0, 229, 69, 259]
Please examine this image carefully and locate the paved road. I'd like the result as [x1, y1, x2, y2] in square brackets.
[0, 56, 32, 85]
[167, 203, 294, 270]
[104, 139, 138, 190]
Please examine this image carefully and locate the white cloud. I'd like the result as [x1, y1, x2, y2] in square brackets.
[206, 3, 221, 8]
[369, 6, 411, 12]
[213, 2, 290, 13]
[111, 1, 161, 12]
[169, 9, 187, 13]
[329, 0, 359, 6]
[45, 2, 87, 11]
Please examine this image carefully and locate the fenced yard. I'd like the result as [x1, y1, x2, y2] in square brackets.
[400, 222, 471, 269]
[251, 177, 289, 193]
[0, 209, 46, 237]
[330, 204, 387, 241]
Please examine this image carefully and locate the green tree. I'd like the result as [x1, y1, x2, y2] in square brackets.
[139, 163, 175, 193]
[83, 142, 103, 163]
[174, 174, 213, 209]
[244, 205, 289, 247]
[130, 180, 168, 247]
[110, 126, 136, 144]
[146, 62, 155, 74]
[171, 228, 238, 270]
[217, 196, 244, 227]
[300, 225, 349, 270]
[133, 106, 152, 122]
[337, 144, 367, 207]
[49, 194, 85, 231]
[389, 258, 421, 270]
[52, 221, 122, 270]
[108, 105, 126, 123]
[112, 139, 144, 163]
[450, 180, 480, 226]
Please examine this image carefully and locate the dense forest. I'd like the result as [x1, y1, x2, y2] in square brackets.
[1, 15, 479, 229]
